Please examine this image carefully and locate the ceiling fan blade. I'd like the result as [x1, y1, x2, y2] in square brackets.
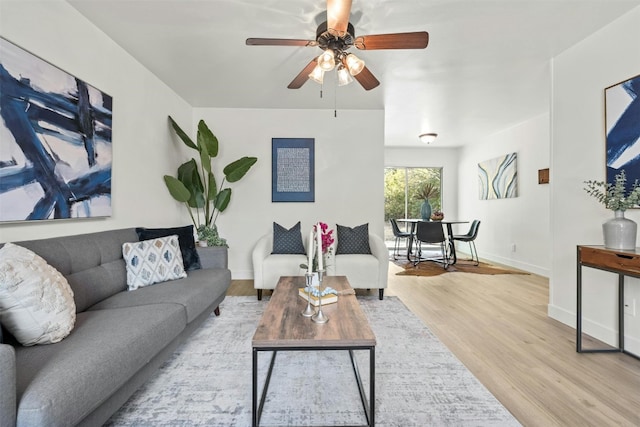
[326, 0, 352, 35]
[246, 38, 316, 47]
[354, 32, 429, 50]
[353, 66, 380, 91]
[287, 59, 318, 89]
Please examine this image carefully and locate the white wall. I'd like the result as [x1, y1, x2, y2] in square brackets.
[457, 113, 551, 276]
[384, 146, 460, 221]
[191, 108, 385, 279]
[0, 0, 192, 243]
[550, 7, 640, 354]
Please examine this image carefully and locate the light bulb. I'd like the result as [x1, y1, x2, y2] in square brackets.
[345, 53, 365, 76]
[308, 65, 325, 84]
[317, 50, 336, 71]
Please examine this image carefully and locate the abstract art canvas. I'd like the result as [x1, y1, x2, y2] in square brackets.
[478, 153, 517, 200]
[605, 74, 640, 190]
[0, 38, 113, 222]
[271, 138, 314, 202]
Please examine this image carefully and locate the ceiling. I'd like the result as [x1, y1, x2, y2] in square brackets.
[67, 0, 639, 148]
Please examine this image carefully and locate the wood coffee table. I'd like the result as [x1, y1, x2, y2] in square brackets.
[252, 275, 376, 427]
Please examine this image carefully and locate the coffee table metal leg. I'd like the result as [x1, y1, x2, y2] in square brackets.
[253, 350, 278, 427]
[252, 348, 257, 427]
[349, 348, 375, 427]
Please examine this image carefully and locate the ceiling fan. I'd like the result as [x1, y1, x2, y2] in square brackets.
[246, 0, 429, 91]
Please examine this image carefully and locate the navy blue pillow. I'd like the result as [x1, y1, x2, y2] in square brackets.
[272, 221, 306, 254]
[336, 223, 372, 255]
[136, 225, 202, 271]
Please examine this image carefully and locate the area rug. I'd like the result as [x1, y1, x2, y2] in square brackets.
[394, 258, 529, 277]
[105, 296, 519, 426]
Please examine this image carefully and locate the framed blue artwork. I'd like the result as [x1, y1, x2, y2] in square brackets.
[478, 153, 517, 200]
[605, 74, 640, 191]
[272, 138, 314, 202]
[0, 37, 113, 222]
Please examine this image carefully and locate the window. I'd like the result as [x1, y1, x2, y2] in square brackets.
[384, 167, 442, 241]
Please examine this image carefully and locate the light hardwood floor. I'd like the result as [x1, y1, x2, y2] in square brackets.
[228, 263, 640, 426]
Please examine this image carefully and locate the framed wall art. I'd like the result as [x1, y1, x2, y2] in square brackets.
[271, 138, 314, 202]
[605, 73, 640, 189]
[478, 153, 518, 200]
[0, 37, 113, 222]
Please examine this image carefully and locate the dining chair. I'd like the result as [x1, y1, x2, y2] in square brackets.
[452, 220, 481, 265]
[414, 221, 449, 269]
[390, 219, 412, 259]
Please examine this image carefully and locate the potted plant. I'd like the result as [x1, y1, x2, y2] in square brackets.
[584, 170, 640, 250]
[416, 182, 440, 221]
[163, 116, 257, 246]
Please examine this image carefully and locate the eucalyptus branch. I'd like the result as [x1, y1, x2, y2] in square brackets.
[584, 170, 640, 211]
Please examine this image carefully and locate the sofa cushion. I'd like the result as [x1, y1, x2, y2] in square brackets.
[136, 225, 202, 271]
[14, 228, 139, 313]
[87, 268, 231, 323]
[14, 303, 186, 427]
[122, 235, 187, 290]
[0, 243, 76, 346]
[272, 221, 306, 254]
[336, 223, 372, 255]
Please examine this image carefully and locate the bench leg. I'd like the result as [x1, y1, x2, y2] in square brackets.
[214, 306, 220, 316]
[379, 289, 384, 300]
[257, 289, 263, 301]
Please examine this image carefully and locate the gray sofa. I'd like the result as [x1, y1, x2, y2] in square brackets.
[0, 228, 231, 427]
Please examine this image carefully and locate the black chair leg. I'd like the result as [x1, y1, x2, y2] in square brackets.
[379, 289, 384, 300]
[257, 289, 262, 301]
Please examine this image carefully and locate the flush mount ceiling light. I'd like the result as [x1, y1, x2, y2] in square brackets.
[419, 133, 438, 144]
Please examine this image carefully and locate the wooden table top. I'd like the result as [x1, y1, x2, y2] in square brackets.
[252, 276, 376, 349]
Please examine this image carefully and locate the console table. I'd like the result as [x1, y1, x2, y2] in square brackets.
[576, 245, 639, 359]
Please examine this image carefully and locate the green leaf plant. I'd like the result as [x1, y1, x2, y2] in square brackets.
[164, 116, 257, 245]
[584, 170, 640, 212]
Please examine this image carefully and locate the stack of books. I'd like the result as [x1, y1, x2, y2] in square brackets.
[298, 288, 338, 306]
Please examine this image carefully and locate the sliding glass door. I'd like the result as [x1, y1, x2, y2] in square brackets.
[384, 167, 442, 241]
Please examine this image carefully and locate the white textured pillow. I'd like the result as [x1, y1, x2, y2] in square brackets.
[0, 243, 76, 346]
[122, 234, 187, 291]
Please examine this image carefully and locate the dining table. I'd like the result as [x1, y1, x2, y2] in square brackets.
[395, 218, 469, 265]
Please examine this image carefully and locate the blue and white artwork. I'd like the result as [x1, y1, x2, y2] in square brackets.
[0, 38, 112, 222]
[478, 153, 517, 200]
[606, 74, 640, 190]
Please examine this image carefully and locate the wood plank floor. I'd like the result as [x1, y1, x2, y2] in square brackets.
[228, 262, 640, 426]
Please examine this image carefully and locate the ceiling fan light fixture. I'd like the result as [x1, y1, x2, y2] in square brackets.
[336, 64, 353, 86]
[308, 65, 325, 84]
[317, 49, 336, 71]
[419, 132, 438, 144]
[345, 53, 365, 76]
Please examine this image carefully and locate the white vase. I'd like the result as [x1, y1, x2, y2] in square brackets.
[602, 210, 637, 250]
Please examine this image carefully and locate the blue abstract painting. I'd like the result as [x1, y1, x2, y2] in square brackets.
[478, 153, 517, 200]
[606, 74, 640, 191]
[0, 38, 112, 222]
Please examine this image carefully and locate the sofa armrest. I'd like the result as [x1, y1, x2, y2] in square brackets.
[196, 246, 228, 269]
[252, 234, 272, 289]
[0, 344, 16, 427]
[369, 233, 390, 289]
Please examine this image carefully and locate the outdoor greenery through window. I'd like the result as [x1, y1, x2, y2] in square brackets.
[384, 167, 442, 242]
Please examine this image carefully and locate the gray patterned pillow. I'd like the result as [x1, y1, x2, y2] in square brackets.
[272, 221, 306, 254]
[336, 223, 372, 255]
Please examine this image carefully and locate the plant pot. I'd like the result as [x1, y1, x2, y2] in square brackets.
[603, 210, 637, 250]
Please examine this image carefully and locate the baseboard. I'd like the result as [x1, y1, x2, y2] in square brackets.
[457, 250, 550, 277]
[231, 270, 253, 280]
[548, 303, 640, 357]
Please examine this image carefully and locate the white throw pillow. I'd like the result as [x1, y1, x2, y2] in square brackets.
[0, 243, 76, 346]
[122, 234, 187, 290]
